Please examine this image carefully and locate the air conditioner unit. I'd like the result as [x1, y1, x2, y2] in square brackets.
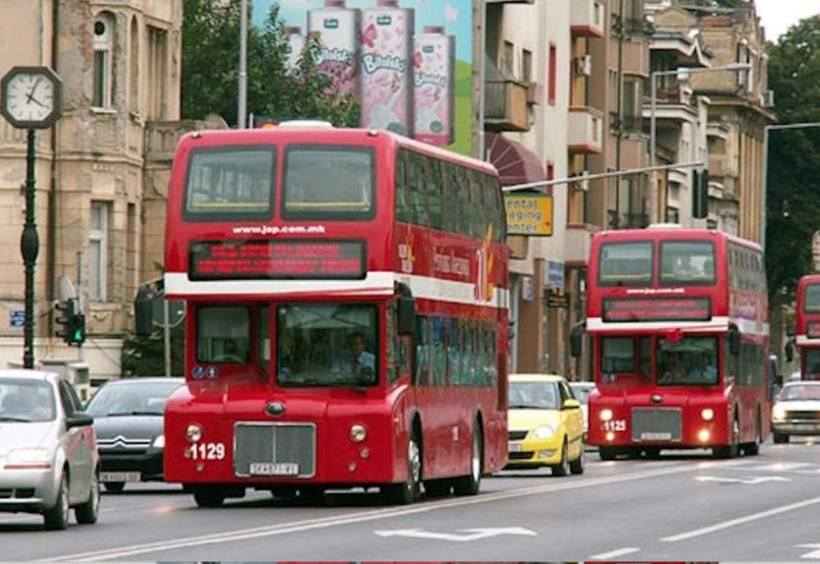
[760, 89, 774, 108]
[574, 55, 592, 77]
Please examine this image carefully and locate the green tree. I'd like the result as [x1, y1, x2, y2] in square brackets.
[765, 15, 820, 307]
[181, 0, 358, 127]
[121, 323, 186, 377]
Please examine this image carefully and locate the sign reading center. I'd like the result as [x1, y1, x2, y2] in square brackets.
[504, 192, 553, 236]
[189, 240, 366, 280]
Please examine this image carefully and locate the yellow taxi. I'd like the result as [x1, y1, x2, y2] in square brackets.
[506, 373, 585, 475]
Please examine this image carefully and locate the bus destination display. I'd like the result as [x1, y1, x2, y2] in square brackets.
[603, 297, 711, 322]
[189, 240, 365, 280]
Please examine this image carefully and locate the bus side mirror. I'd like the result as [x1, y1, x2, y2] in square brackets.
[397, 295, 415, 336]
[785, 341, 794, 362]
[570, 322, 585, 357]
[728, 325, 740, 356]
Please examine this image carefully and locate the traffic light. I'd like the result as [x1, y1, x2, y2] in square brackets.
[692, 167, 709, 219]
[55, 298, 85, 346]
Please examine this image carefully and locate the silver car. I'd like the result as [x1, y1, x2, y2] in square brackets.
[0, 369, 100, 529]
[772, 381, 820, 444]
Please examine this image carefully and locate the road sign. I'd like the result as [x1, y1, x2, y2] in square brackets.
[10, 310, 24, 328]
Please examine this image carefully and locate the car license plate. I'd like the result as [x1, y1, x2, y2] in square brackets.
[508, 442, 522, 452]
[641, 432, 672, 440]
[100, 471, 141, 483]
[249, 462, 299, 476]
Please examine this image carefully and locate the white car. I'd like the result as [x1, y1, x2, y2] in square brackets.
[568, 381, 595, 436]
[0, 369, 100, 529]
[772, 381, 820, 444]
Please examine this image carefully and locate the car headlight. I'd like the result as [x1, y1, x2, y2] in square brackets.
[772, 406, 786, 421]
[6, 447, 53, 467]
[532, 424, 557, 439]
[152, 434, 165, 448]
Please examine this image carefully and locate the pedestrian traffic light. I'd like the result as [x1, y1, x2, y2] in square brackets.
[55, 298, 85, 346]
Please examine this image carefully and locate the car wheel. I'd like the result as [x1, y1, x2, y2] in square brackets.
[43, 472, 70, 530]
[552, 439, 570, 477]
[103, 481, 125, 493]
[453, 423, 483, 496]
[569, 442, 585, 475]
[75, 470, 101, 524]
[382, 428, 421, 505]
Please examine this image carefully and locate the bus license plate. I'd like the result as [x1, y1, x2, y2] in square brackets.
[641, 432, 672, 440]
[249, 462, 299, 476]
[100, 471, 141, 483]
[509, 442, 522, 452]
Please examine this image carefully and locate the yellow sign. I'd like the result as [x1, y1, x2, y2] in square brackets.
[504, 193, 553, 236]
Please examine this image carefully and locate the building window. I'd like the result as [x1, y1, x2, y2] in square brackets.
[522, 49, 532, 84]
[622, 75, 643, 132]
[148, 25, 169, 119]
[502, 41, 515, 78]
[89, 202, 110, 301]
[93, 13, 115, 108]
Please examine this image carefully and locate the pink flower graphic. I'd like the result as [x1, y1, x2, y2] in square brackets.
[361, 23, 377, 48]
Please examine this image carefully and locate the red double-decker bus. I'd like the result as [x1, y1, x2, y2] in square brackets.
[158, 122, 509, 506]
[791, 274, 820, 380]
[571, 225, 770, 459]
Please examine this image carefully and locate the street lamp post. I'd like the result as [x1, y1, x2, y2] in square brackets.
[238, 0, 248, 129]
[762, 121, 820, 252]
[649, 62, 752, 224]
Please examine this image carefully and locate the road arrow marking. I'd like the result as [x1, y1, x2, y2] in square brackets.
[695, 476, 790, 484]
[374, 527, 537, 542]
[798, 544, 820, 559]
[590, 547, 641, 559]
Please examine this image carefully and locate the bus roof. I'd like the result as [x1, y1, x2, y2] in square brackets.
[594, 227, 763, 252]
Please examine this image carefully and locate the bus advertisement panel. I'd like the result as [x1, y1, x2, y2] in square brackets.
[158, 124, 509, 507]
[573, 225, 770, 459]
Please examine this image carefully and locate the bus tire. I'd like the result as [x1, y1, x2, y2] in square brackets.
[773, 432, 789, 444]
[383, 428, 421, 505]
[713, 416, 740, 459]
[743, 414, 762, 456]
[453, 423, 483, 496]
[193, 485, 226, 508]
[598, 446, 618, 460]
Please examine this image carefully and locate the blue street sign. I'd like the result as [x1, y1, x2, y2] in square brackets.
[10, 310, 25, 328]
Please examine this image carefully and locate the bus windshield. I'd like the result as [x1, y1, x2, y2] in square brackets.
[283, 146, 375, 219]
[657, 335, 719, 386]
[598, 241, 653, 286]
[659, 240, 716, 284]
[804, 284, 820, 313]
[277, 303, 378, 387]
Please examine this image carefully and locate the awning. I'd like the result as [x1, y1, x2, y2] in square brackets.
[485, 133, 545, 189]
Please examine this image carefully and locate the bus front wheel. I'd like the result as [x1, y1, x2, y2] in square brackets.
[193, 485, 226, 508]
[382, 430, 421, 505]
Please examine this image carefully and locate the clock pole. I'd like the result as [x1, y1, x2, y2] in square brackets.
[21, 128, 38, 369]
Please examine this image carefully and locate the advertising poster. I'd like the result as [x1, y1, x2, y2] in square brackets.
[255, 0, 474, 156]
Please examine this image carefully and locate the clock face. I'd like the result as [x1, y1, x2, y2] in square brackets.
[1, 67, 61, 128]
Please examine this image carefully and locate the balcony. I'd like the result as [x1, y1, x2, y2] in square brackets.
[485, 80, 530, 132]
[568, 106, 603, 154]
[571, 0, 605, 38]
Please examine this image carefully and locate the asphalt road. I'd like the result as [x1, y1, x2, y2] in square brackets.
[3, 439, 820, 561]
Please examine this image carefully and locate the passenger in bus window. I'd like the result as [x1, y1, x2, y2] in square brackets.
[660, 355, 686, 383]
[335, 332, 376, 376]
[689, 353, 718, 384]
[675, 255, 698, 277]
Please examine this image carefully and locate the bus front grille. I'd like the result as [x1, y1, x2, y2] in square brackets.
[234, 422, 316, 478]
[631, 408, 682, 442]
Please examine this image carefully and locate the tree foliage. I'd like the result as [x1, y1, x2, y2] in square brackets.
[765, 15, 820, 306]
[121, 323, 186, 377]
[181, 0, 359, 127]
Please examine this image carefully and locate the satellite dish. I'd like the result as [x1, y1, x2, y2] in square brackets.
[58, 276, 76, 301]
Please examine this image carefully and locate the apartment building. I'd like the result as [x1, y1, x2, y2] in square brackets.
[0, 0, 194, 381]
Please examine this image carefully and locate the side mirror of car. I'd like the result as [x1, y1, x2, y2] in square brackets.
[563, 398, 581, 410]
[66, 412, 94, 429]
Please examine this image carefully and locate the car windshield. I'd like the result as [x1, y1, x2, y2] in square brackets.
[0, 379, 56, 422]
[509, 381, 559, 409]
[780, 384, 820, 401]
[85, 380, 183, 416]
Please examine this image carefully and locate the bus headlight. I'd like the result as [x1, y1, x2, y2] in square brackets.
[701, 408, 714, 421]
[600, 409, 613, 421]
[698, 429, 711, 443]
[350, 424, 367, 442]
[772, 406, 786, 421]
[532, 424, 557, 439]
[186, 424, 203, 443]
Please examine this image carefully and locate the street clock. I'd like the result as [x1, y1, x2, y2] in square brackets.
[1, 66, 63, 129]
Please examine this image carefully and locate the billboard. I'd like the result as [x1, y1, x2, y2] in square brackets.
[255, 0, 474, 156]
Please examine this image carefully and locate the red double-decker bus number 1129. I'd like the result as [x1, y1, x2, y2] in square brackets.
[190, 442, 226, 460]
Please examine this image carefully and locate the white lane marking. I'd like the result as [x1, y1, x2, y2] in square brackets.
[662, 495, 820, 542]
[40, 462, 700, 561]
[374, 527, 537, 542]
[589, 547, 641, 559]
[798, 543, 820, 559]
[695, 476, 790, 484]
